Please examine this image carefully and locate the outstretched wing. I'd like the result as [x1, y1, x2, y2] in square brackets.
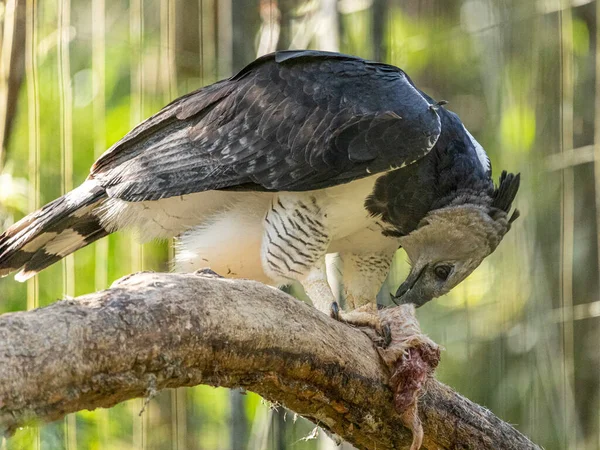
[91, 50, 442, 201]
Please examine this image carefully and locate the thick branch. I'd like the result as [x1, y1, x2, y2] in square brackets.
[0, 272, 539, 450]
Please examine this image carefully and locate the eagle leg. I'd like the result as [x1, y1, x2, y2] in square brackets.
[335, 303, 383, 331]
[330, 302, 395, 347]
[302, 265, 338, 314]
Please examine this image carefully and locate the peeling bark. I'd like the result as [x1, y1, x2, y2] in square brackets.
[0, 272, 540, 450]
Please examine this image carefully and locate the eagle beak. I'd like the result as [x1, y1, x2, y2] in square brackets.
[391, 264, 432, 308]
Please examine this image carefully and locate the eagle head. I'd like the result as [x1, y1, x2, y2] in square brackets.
[393, 172, 520, 307]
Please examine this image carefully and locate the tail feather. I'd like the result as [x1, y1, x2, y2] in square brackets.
[0, 180, 108, 280]
[15, 216, 109, 281]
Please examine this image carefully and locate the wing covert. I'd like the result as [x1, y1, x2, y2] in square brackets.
[91, 51, 442, 201]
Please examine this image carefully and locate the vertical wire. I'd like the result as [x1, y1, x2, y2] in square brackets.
[172, 389, 187, 450]
[558, 3, 577, 449]
[217, 0, 232, 79]
[92, 0, 110, 446]
[25, 0, 40, 446]
[200, 0, 215, 82]
[93, 0, 107, 294]
[167, 0, 206, 440]
[160, 1, 178, 447]
[160, 0, 176, 264]
[161, 0, 177, 102]
[25, 0, 39, 310]
[58, 0, 76, 446]
[499, 4, 509, 418]
[528, 11, 542, 439]
[130, 0, 145, 448]
[58, 0, 74, 304]
[160, 1, 184, 446]
[317, 0, 339, 52]
[199, 0, 205, 84]
[0, 0, 18, 171]
[130, 0, 143, 130]
[169, 0, 177, 99]
[593, 2, 600, 446]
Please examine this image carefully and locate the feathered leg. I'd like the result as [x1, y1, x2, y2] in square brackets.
[328, 251, 395, 331]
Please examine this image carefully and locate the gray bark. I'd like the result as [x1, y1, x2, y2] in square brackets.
[0, 271, 540, 450]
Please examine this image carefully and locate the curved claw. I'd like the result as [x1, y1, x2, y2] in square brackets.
[382, 324, 392, 348]
[330, 301, 341, 321]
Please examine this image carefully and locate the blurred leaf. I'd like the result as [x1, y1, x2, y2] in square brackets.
[500, 105, 536, 152]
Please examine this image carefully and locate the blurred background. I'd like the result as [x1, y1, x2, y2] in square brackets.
[0, 0, 598, 448]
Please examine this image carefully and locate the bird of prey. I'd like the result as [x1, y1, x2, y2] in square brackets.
[0, 50, 519, 326]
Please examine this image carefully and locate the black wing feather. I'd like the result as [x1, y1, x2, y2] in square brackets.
[91, 51, 442, 201]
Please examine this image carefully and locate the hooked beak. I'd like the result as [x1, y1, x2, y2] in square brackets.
[391, 264, 432, 308]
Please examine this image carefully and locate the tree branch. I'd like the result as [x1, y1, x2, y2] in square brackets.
[0, 272, 539, 450]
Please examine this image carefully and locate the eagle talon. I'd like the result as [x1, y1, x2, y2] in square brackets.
[382, 324, 392, 348]
[330, 301, 341, 321]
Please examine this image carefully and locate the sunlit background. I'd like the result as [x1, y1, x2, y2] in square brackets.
[0, 0, 598, 449]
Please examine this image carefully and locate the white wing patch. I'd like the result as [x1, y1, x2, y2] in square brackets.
[21, 232, 59, 252]
[463, 126, 490, 174]
[97, 190, 274, 242]
[44, 229, 87, 257]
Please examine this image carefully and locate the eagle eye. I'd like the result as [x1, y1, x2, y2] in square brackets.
[434, 264, 452, 281]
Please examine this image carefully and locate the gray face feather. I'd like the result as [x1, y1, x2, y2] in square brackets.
[393, 204, 513, 307]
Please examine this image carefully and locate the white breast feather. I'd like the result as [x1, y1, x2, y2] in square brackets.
[98, 191, 255, 241]
[175, 194, 273, 282]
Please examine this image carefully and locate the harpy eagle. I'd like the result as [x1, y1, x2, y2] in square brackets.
[0, 50, 519, 326]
